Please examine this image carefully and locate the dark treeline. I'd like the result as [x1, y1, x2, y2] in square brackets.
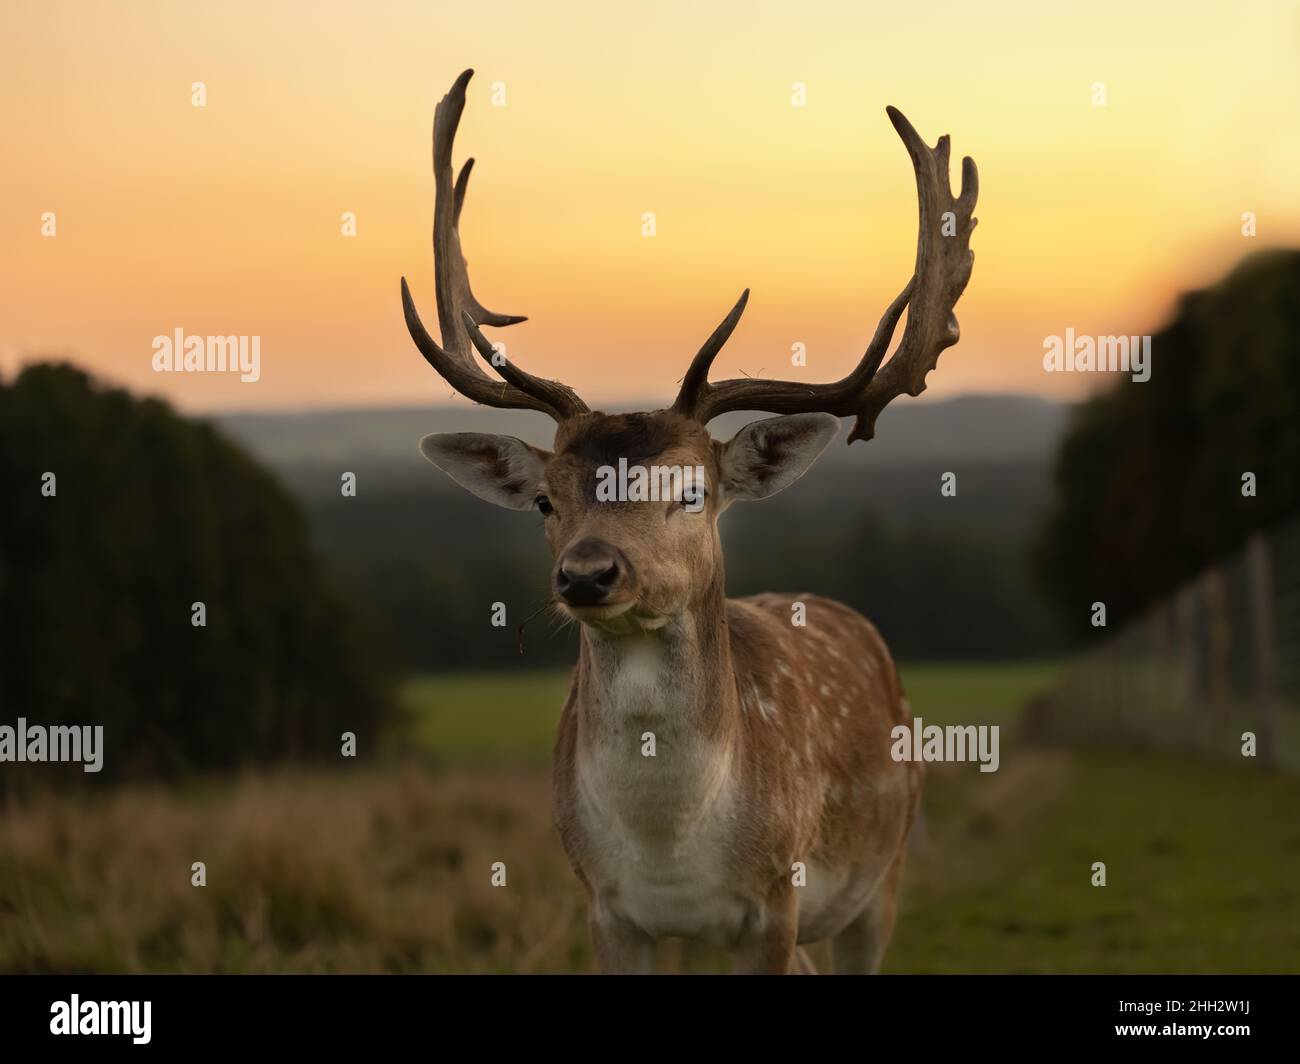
[1035, 250, 1300, 636]
[0, 365, 394, 784]
[302, 450, 1065, 672]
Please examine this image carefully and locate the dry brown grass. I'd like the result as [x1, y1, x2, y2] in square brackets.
[0, 752, 1073, 974]
[0, 764, 590, 973]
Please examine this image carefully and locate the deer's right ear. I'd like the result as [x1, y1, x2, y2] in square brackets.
[419, 433, 551, 512]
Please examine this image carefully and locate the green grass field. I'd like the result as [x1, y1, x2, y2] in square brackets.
[397, 670, 572, 766]
[397, 660, 1062, 765]
[3, 661, 1296, 973]
[894, 750, 1300, 972]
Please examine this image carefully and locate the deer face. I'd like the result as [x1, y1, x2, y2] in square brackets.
[421, 410, 838, 631]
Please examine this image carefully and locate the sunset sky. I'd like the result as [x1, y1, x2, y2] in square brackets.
[2, 0, 1297, 412]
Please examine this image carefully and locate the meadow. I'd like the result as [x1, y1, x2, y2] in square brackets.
[2, 661, 1297, 973]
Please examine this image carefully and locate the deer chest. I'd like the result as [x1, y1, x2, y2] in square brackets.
[572, 735, 753, 943]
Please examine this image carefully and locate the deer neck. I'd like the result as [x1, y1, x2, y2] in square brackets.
[577, 573, 734, 730]
[572, 568, 738, 819]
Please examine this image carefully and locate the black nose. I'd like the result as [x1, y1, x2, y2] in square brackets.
[555, 539, 623, 606]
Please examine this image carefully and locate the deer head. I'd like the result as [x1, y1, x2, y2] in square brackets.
[404, 70, 977, 632]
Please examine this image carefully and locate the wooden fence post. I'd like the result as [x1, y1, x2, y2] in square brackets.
[1246, 534, 1278, 769]
[1202, 566, 1231, 755]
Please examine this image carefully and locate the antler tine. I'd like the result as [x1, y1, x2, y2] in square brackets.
[462, 312, 587, 419]
[670, 289, 750, 416]
[673, 107, 977, 443]
[402, 68, 589, 420]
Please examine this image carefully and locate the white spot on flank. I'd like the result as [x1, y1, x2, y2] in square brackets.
[819, 684, 831, 697]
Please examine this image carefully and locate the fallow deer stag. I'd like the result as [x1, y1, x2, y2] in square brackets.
[403, 70, 977, 974]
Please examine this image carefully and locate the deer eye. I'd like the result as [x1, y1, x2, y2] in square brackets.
[671, 485, 708, 514]
[535, 494, 554, 516]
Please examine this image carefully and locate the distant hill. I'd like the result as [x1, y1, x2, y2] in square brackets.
[217, 393, 1067, 502]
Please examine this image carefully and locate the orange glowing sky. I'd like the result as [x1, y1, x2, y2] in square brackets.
[2, 0, 1298, 412]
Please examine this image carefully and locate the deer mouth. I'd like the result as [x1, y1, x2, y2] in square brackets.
[560, 600, 669, 633]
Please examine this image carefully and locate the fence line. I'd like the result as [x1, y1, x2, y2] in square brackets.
[1031, 515, 1300, 773]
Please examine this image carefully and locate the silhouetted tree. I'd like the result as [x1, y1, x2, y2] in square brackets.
[0, 363, 394, 783]
[1035, 250, 1300, 637]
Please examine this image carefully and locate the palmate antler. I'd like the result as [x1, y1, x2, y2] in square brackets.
[404, 73, 978, 439]
[672, 107, 978, 442]
[400, 69, 588, 420]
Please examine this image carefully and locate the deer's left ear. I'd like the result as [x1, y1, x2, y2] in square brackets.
[719, 413, 840, 502]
